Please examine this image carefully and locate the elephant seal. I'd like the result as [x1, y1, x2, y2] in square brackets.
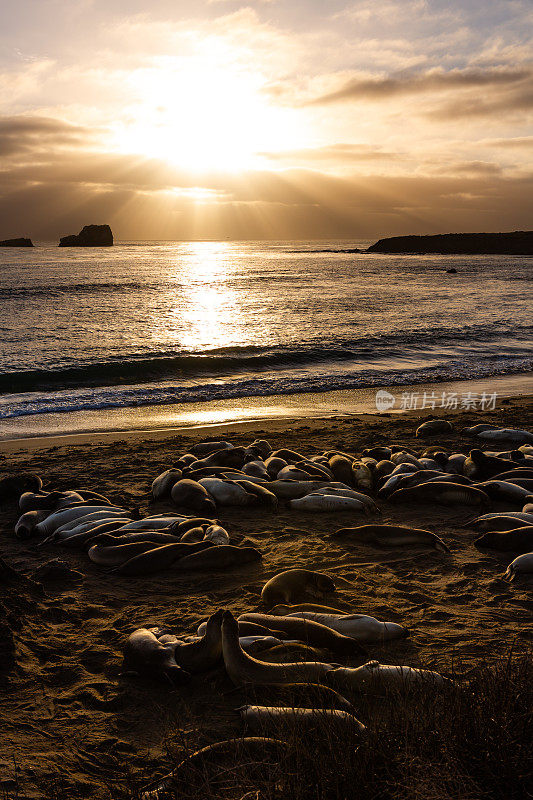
[170, 479, 216, 514]
[416, 419, 453, 437]
[474, 480, 532, 505]
[90, 530, 182, 547]
[151, 469, 182, 500]
[261, 569, 336, 606]
[476, 428, 533, 444]
[221, 610, 334, 686]
[468, 512, 533, 531]
[0, 473, 42, 503]
[198, 619, 290, 640]
[289, 494, 367, 512]
[474, 527, 533, 553]
[234, 480, 278, 509]
[331, 524, 450, 553]
[35, 505, 129, 537]
[122, 628, 190, 685]
[14, 510, 50, 538]
[271, 448, 306, 463]
[180, 526, 206, 543]
[166, 609, 223, 672]
[88, 541, 163, 566]
[198, 478, 252, 506]
[389, 482, 489, 507]
[327, 660, 453, 694]
[467, 449, 516, 479]
[238, 704, 365, 735]
[116, 541, 215, 576]
[188, 440, 233, 456]
[19, 490, 83, 513]
[172, 545, 262, 573]
[238, 614, 367, 657]
[264, 456, 288, 478]
[203, 525, 230, 545]
[283, 612, 408, 642]
[504, 552, 533, 581]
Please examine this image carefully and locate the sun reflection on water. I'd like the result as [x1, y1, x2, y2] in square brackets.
[171, 241, 241, 352]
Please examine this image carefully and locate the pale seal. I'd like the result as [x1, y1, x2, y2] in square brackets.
[238, 704, 366, 735]
[327, 660, 453, 693]
[282, 611, 408, 642]
[261, 569, 336, 606]
[238, 613, 367, 657]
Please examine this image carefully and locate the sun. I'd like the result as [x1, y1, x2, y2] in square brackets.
[111, 55, 303, 173]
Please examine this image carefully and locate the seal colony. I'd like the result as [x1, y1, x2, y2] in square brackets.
[1, 413, 532, 796]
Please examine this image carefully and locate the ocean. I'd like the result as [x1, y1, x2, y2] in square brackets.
[0, 240, 531, 438]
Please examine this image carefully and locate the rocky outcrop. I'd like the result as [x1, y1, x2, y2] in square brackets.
[367, 231, 533, 255]
[59, 224, 113, 247]
[0, 238, 33, 247]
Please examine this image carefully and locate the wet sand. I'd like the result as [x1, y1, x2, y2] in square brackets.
[1, 397, 532, 797]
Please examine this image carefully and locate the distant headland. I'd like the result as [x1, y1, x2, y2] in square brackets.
[367, 230, 533, 255]
[59, 224, 113, 247]
[0, 238, 33, 247]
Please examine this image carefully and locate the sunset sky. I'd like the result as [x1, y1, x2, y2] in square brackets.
[1, 0, 532, 240]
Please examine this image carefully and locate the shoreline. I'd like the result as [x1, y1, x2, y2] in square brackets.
[1, 370, 531, 449]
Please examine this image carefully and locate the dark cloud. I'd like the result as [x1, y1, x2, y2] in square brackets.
[306, 66, 533, 114]
[0, 115, 93, 157]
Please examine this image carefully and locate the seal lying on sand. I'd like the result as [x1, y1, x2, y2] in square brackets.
[170, 479, 216, 514]
[261, 569, 336, 606]
[221, 610, 334, 686]
[161, 609, 224, 672]
[475, 527, 533, 553]
[115, 541, 215, 576]
[238, 704, 366, 735]
[238, 613, 367, 657]
[389, 482, 489, 507]
[172, 545, 262, 573]
[416, 420, 453, 437]
[331, 524, 449, 552]
[327, 660, 453, 694]
[122, 628, 190, 685]
[504, 552, 533, 581]
[281, 611, 408, 642]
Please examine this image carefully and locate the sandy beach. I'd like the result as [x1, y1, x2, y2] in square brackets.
[1, 397, 532, 798]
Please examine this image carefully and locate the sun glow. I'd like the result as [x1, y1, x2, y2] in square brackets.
[112, 54, 304, 172]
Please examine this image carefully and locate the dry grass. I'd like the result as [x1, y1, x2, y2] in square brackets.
[25, 649, 526, 800]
